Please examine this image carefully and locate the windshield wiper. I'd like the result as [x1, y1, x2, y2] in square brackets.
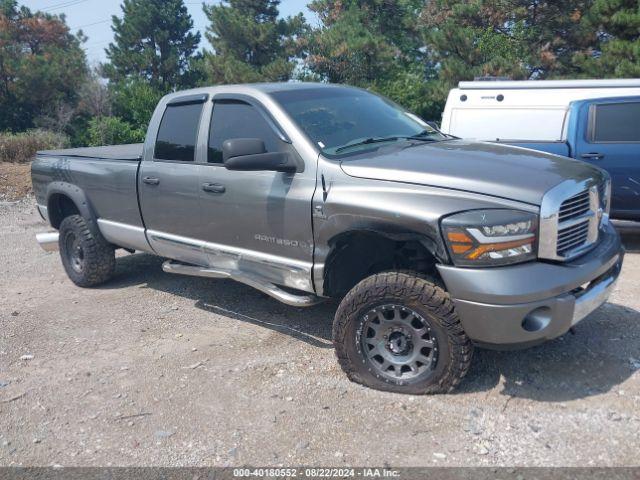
[334, 136, 400, 153]
[404, 130, 441, 141]
[334, 132, 439, 153]
[411, 128, 459, 140]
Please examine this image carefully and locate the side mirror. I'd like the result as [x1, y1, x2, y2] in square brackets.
[223, 138, 297, 173]
[426, 121, 440, 131]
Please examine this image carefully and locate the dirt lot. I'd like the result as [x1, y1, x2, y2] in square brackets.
[1, 198, 639, 467]
[0, 163, 32, 202]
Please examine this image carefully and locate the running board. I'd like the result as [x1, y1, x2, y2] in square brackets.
[161, 260, 324, 308]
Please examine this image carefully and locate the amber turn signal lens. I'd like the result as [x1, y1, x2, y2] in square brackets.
[465, 238, 534, 260]
[447, 231, 472, 244]
[451, 243, 472, 253]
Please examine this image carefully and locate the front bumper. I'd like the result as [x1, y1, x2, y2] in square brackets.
[437, 222, 624, 349]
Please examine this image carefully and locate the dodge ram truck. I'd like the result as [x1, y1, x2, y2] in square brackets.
[32, 83, 624, 394]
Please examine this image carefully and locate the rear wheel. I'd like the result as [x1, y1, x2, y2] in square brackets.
[333, 271, 473, 394]
[59, 215, 115, 287]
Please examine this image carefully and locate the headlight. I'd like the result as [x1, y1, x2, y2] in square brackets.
[442, 209, 538, 267]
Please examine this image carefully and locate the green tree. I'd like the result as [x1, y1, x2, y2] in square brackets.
[110, 77, 163, 132]
[303, 1, 437, 118]
[87, 116, 145, 147]
[575, 0, 640, 77]
[369, 71, 443, 121]
[70, 74, 155, 147]
[305, 0, 424, 83]
[65, 69, 111, 146]
[104, 0, 201, 91]
[419, 0, 597, 112]
[203, 0, 307, 84]
[0, 0, 87, 132]
[304, 4, 397, 85]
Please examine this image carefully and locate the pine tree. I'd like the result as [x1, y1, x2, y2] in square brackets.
[104, 0, 201, 91]
[419, 0, 597, 112]
[305, 0, 423, 84]
[578, 0, 640, 77]
[422, 0, 596, 81]
[302, 1, 440, 118]
[203, 0, 307, 84]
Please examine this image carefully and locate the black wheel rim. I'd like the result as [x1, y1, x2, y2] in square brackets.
[65, 232, 85, 274]
[359, 304, 438, 381]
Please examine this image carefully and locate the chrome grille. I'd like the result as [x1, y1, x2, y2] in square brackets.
[557, 220, 589, 256]
[598, 182, 606, 205]
[558, 190, 590, 222]
[539, 178, 606, 262]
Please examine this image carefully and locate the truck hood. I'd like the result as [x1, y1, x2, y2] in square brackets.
[339, 140, 603, 205]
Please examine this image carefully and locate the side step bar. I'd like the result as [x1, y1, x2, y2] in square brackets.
[162, 260, 324, 308]
[36, 231, 59, 252]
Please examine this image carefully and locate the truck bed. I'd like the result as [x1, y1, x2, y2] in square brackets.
[32, 144, 145, 233]
[38, 143, 143, 161]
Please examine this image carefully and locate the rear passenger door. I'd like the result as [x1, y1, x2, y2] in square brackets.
[195, 97, 316, 292]
[575, 100, 640, 219]
[139, 95, 208, 265]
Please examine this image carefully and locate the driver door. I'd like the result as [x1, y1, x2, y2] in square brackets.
[194, 97, 316, 292]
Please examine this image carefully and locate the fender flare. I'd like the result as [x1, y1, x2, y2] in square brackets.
[316, 226, 449, 297]
[326, 228, 447, 262]
[45, 182, 96, 228]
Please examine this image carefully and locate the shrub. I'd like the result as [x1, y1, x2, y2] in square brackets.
[87, 117, 146, 147]
[110, 78, 164, 132]
[0, 130, 69, 163]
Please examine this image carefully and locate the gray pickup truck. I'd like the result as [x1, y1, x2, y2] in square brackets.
[32, 83, 624, 394]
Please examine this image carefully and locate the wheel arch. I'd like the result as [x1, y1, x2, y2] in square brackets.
[320, 228, 448, 298]
[46, 182, 96, 229]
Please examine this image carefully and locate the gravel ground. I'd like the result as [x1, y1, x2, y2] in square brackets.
[0, 163, 32, 202]
[1, 198, 639, 467]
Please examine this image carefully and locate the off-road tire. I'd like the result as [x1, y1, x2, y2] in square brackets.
[58, 215, 115, 287]
[333, 271, 473, 394]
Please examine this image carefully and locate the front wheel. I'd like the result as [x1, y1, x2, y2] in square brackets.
[333, 272, 473, 394]
[59, 215, 116, 287]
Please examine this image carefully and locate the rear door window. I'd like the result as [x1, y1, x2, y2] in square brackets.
[154, 103, 204, 161]
[592, 102, 640, 143]
[208, 100, 280, 164]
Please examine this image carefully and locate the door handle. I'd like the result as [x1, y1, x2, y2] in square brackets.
[202, 182, 226, 194]
[142, 176, 160, 185]
[581, 152, 604, 160]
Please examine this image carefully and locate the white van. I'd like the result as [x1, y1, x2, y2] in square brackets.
[440, 79, 640, 141]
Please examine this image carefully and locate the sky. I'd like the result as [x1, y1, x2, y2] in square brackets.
[20, 0, 318, 66]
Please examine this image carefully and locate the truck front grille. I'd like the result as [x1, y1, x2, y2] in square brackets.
[558, 190, 590, 222]
[557, 220, 590, 256]
[539, 178, 606, 262]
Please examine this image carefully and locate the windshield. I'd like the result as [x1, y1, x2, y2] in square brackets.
[270, 86, 444, 156]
